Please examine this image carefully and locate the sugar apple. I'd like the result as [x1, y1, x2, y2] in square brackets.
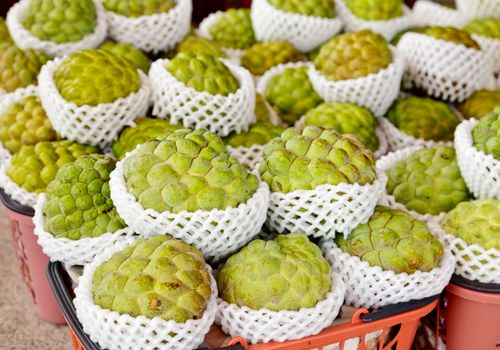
[314, 30, 392, 81]
[93, 235, 212, 322]
[259, 126, 377, 193]
[223, 121, 286, 148]
[241, 42, 302, 76]
[472, 108, 500, 160]
[122, 128, 259, 213]
[304, 102, 379, 152]
[264, 66, 322, 124]
[386, 146, 471, 215]
[344, 0, 404, 20]
[422, 26, 480, 50]
[255, 93, 271, 122]
[457, 90, 500, 120]
[391, 27, 427, 45]
[103, 0, 176, 17]
[209, 9, 256, 50]
[7, 140, 97, 193]
[268, 0, 335, 18]
[386, 96, 459, 142]
[22, 0, 96, 43]
[99, 41, 151, 73]
[0, 17, 12, 43]
[218, 233, 331, 311]
[112, 117, 181, 160]
[464, 18, 500, 39]
[335, 206, 444, 273]
[177, 36, 226, 58]
[0, 96, 59, 154]
[442, 199, 500, 250]
[54, 49, 141, 106]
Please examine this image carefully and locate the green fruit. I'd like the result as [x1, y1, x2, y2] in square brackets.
[268, 0, 335, 18]
[218, 233, 331, 311]
[391, 27, 426, 45]
[209, 9, 256, 50]
[112, 117, 181, 160]
[43, 154, 126, 240]
[345, 0, 404, 20]
[457, 90, 500, 120]
[264, 66, 322, 124]
[122, 128, 259, 213]
[442, 199, 500, 250]
[103, 0, 176, 17]
[7, 140, 97, 193]
[177, 36, 226, 58]
[166, 52, 239, 96]
[224, 121, 286, 148]
[304, 102, 379, 152]
[99, 41, 151, 73]
[22, 0, 96, 43]
[241, 41, 302, 76]
[386, 146, 471, 215]
[259, 126, 376, 193]
[472, 108, 500, 160]
[422, 26, 480, 50]
[314, 30, 392, 81]
[93, 235, 211, 322]
[336, 206, 444, 273]
[255, 93, 271, 122]
[0, 17, 12, 43]
[386, 96, 459, 142]
[464, 18, 500, 39]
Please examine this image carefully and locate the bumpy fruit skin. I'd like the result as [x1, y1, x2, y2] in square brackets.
[177, 36, 226, 58]
[391, 27, 426, 46]
[386, 146, 471, 215]
[93, 235, 211, 322]
[241, 42, 302, 76]
[0, 17, 12, 43]
[304, 102, 379, 152]
[336, 206, 444, 273]
[464, 18, 500, 39]
[99, 41, 151, 73]
[224, 121, 286, 148]
[472, 109, 500, 160]
[345, 0, 403, 20]
[457, 90, 500, 120]
[22, 0, 96, 43]
[103, 0, 176, 17]
[442, 200, 500, 250]
[122, 129, 259, 213]
[264, 66, 322, 124]
[209, 9, 256, 50]
[386, 96, 459, 142]
[255, 93, 271, 122]
[218, 233, 331, 311]
[314, 30, 392, 81]
[268, 0, 335, 18]
[54, 49, 141, 106]
[260, 126, 376, 193]
[43, 154, 125, 240]
[7, 141, 97, 193]
[422, 26, 480, 50]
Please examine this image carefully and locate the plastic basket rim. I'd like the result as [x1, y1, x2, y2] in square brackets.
[0, 187, 34, 216]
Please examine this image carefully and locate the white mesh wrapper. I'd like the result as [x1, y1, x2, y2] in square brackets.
[454, 119, 500, 200]
[227, 145, 264, 171]
[456, 0, 500, 20]
[6, 0, 107, 57]
[250, 0, 342, 53]
[308, 48, 404, 117]
[412, 1, 469, 27]
[0, 144, 11, 168]
[256, 61, 311, 95]
[473, 35, 500, 73]
[38, 57, 151, 149]
[216, 271, 345, 344]
[104, 0, 192, 54]
[397, 32, 493, 103]
[321, 240, 455, 309]
[74, 240, 218, 350]
[150, 58, 255, 138]
[0, 157, 38, 207]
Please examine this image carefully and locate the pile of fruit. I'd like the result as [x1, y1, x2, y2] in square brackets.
[0, 0, 499, 349]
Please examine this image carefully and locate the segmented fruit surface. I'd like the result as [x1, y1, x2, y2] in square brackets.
[103, 0, 176, 17]
[177, 36, 226, 58]
[241, 41, 302, 76]
[457, 90, 500, 120]
[345, 0, 404, 20]
[464, 18, 500, 39]
[268, 0, 335, 18]
[423, 26, 480, 50]
[224, 121, 285, 148]
[472, 108, 500, 160]
[99, 41, 151, 73]
[209, 9, 256, 50]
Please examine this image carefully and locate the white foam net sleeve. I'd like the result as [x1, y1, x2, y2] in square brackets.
[74, 241, 218, 350]
[104, 0, 192, 54]
[150, 58, 256, 138]
[256, 61, 312, 95]
[397, 32, 493, 103]
[0, 158, 39, 207]
[250, 0, 342, 53]
[321, 240, 455, 309]
[454, 119, 500, 200]
[6, 0, 107, 57]
[0, 144, 11, 168]
[216, 271, 345, 344]
[38, 57, 151, 149]
[473, 35, 500, 74]
[456, 0, 500, 20]
[412, 0, 469, 27]
[227, 145, 264, 171]
[308, 47, 404, 118]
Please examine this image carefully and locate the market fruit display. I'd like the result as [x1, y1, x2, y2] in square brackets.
[457, 90, 500, 119]
[224, 121, 285, 148]
[177, 36, 226, 58]
[241, 41, 302, 76]
[472, 108, 500, 159]
[268, 0, 335, 18]
[304, 102, 379, 152]
[314, 30, 392, 81]
[422, 26, 480, 50]
[122, 128, 259, 213]
[92, 235, 212, 322]
[0, 17, 12, 43]
[335, 206, 444, 273]
[218, 233, 331, 311]
[54, 49, 141, 106]
[386, 146, 471, 215]
[344, 0, 404, 20]
[255, 93, 271, 122]
[43, 154, 125, 240]
[99, 41, 151, 73]
[259, 126, 377, 193]
[22, 0, 97, 43]
[208, 9, 256, 50]
[103, 0, 176, 17]
[464, 18, 500, 39]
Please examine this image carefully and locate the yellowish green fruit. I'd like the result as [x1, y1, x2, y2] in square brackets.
[457, 90, 500, 120]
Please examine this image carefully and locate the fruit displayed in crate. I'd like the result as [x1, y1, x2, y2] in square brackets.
[177, 35, 226, 59]
[99, 41, 151, 73]
[344, 0, 404, 20]
[422, 26, 480, 49]
[472, 108, 500, 159]
[224, 120, 285, 148]
[457, 90, 500, 120]
[103, 0, 176, 17]
[241, 41, 302, 76]
[209, 9, 256, 50]
[464, 18, 500, 39]
[268, 0, 336, 18]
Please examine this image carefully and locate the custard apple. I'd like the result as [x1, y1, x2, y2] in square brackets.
[103, 0, 176, 17]
[99, 41, 151, 73]
[268, 0, 335, 18]
[255, 93, 271, 122]
[345, 0, 404, 20]
[218, 233, 331, 311]
[177, 36, 226, 58]
[209, 9, 256, 50]
[457, 90, 500, 120]
[464, 18, 500, 39]
[422, 26, 480, 50]
[0, 17, 12, 43]
[391, 27, 426, 45]
[223, 121, 285, 148]
[472, 108, 500, 160]
[241, 41, 302, 76]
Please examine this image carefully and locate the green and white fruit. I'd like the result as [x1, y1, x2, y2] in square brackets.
[99, 41, 151, 73]
[457, 90, 500, 120]
[422, 26, 480, 50]
[209, 9, 256, 50]
[177, 36, 226, 59]
[103, 0, 176, 17]
[472, 108, 500, 160]
[268, 0, 335, 18]
[464, 18, 500, 39]
[224, 121, 285, 148]
[241, 42, 302, 76]
[345, 0, 404, 20]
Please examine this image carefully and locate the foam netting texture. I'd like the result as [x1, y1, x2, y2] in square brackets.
[0, 157, 38, 207]
[454, 119, 500, 200]
[216, 271, 345, 344]
[104, 0, 192, 54]
[6, 0, 107, 57]
[74, 240, 218, 350]
[321, 240, 455, 309]
[256, 61, 311, 95]
[150, 58, 256, 138]
[0, 144, 10, 168]
[397, 32, 493, 103]
[227, 144, 264, 171]
[335, 0, 414, 41]
[412, 0, 469, 27]
[250, 0, 342, 53]
[473, 35, 500, 73]
[308, 48, 405, 118]
[38, 57, 151, 149]
[456, 0, 500, 20]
